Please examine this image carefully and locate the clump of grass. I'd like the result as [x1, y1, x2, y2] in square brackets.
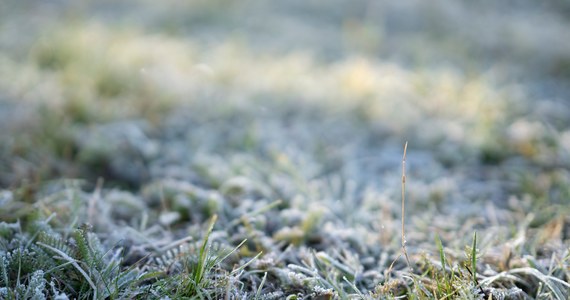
[0, 220, 149, 299]
[0, 211, 266, 299]
[139, 212, 268, 298]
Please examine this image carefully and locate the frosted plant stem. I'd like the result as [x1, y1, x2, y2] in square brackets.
[402, 142, 411, 271]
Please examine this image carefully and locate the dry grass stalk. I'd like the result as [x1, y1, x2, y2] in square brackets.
[402, 141, 412, 271]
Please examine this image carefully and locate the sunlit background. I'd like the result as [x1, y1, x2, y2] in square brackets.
[2, 0, 570, 184]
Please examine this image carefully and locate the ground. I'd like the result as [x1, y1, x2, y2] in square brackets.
[0, 1, 569, 299]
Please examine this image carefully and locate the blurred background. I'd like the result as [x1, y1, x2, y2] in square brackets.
[1, 0, 570, 209]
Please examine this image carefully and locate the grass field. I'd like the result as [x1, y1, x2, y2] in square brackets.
[1, 1, 570, 299]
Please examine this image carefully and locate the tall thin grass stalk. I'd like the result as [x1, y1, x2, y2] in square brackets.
[401, 142, 411, 271]
[471, 232, 477, 288]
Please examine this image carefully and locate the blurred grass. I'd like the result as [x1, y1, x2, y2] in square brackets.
[0, 20, 508, 187]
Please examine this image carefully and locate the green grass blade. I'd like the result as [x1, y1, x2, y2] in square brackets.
[435, 234, 446, 277]
[471, 231, 477, 288]
[194, 214, 218, 286]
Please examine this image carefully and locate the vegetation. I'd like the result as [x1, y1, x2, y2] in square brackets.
[1, 0, 569, 299]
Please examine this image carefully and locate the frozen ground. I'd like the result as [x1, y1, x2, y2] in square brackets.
[1, 1, 569, 299]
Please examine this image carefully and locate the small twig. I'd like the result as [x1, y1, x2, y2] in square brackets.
[401, 142, 412, 271]
[157, 235, 194, 253]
